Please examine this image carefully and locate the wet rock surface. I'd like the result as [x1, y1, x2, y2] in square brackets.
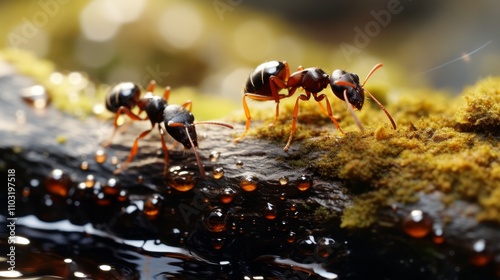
[1, 64, 500, 279]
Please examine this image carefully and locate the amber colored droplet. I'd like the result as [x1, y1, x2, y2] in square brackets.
[94, 191, 111, 206]
[264, 202, 278, 220]
[84, 174, 95, 188]
[204, 208, 228, 233]
[432, 225, 445, 244]
[95, 149, 107, 164]
[102, 178, 120, 196]
[209, 151, 221, 162]
[241, 175, 257, 192]
[21, 85, 50, 109]
[316, 237, 336, 258]
[220, 187, 236, 204]
[212, 167, 224, 179]
[235, 160, 244, 168]
[117, 190, 128, 202]
[80, 161, 89, 170]
[144, 194, 163, 219]
[402, 210, 433, 238]
[137, 175, 144, 184]
[279, 193, 286, 201]
[290, 203, 297, 211]
[22, 187, 30, 198]
[287, 231, 297, 243]
[212, 237, 225, 250]
[296, 175, 312, 191]
[279, 176, 289, 186]
[44, 169, 72, 197]
[470, 239, 491, 267]
[296, 235, 316, 256]
[168, 168, 197, 192]
[111, 156, 119, 165]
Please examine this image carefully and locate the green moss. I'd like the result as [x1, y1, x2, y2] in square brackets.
[249, 77, 500, 228]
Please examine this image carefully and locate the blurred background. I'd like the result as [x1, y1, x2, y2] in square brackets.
[1, 0, 499, 103]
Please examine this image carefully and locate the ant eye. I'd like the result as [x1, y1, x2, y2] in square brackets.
[353, 74, 360, 83]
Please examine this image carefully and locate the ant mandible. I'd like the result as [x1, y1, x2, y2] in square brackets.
[103, 80, 233, 178]
[234, 61, 396, 151]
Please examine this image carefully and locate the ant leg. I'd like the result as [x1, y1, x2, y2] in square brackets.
[103, 106, 144, 147]
[268, 76, 288, 127]
[234, 93, 274, 143]
[158, 126, 170, 177]
[314, 94, 345, 134]
[114, 125, 155, 174]
[343, 90, 365, 132]
[146, 80, 157, 92]
[181, 100, 192, 112]
[234, 94, 252, 143]
[163, 86, 171, 102]
[284, 93, 311, 151]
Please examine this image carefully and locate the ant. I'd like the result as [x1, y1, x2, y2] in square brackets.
[234, 61, 396, 151]
[104, 80, 233, 178]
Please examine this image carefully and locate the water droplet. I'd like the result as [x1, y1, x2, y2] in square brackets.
[316, 237, 336, 258]
[241, 175, 257, 192]
[94, 191, 111, 206]
[84, 174, 95, 188]
[117, 189, 128, 202]
[296, 235, 316, 256]
[80, 160, 89, 170]
[264, 202, 277, 220]
[209, 151, 221, 162]
[402, 210, 432, 238]
[279, 176, 289, 186]
[279, 193, 286, 201]
[204, 208, 228, 233]
[220, 187, 236, 204]
[44, 169, 72, 197]
[432, 225, 444, 244]
[144, 193, 163, 219]
[137, 175, 144, 184]
[103, 178, 120, 196]
[111, 156, 119, 165]
[168, 166, 197, 192]
[212, 167, 224, 179]
[469, 239, 491, 266]
[22, 186, 30, 198]
[95, 149, 107, 164]
[296, 175, 312, 191]
[212, 237, 225, 250]
[21, 85, 50, 109]
[286, 231, 297, 243]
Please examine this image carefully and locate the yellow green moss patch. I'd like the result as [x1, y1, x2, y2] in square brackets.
[252, 77, 500, 228]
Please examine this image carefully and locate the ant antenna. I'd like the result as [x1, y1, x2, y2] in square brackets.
[167, 121, 233, 178]
[361, 63, 397, 130]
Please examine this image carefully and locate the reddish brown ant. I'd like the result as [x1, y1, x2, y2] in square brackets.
[234, 61, 396, 151]
[104, 80, 233, 177]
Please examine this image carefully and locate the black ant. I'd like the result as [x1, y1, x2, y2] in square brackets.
[234, 61, 396, 151]
[104, 80, 233, 177]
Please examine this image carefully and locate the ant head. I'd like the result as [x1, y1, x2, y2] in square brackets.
[330, 70, 364, 110]
[164, 105, 198, 149]
[106, 82, 141, 112]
